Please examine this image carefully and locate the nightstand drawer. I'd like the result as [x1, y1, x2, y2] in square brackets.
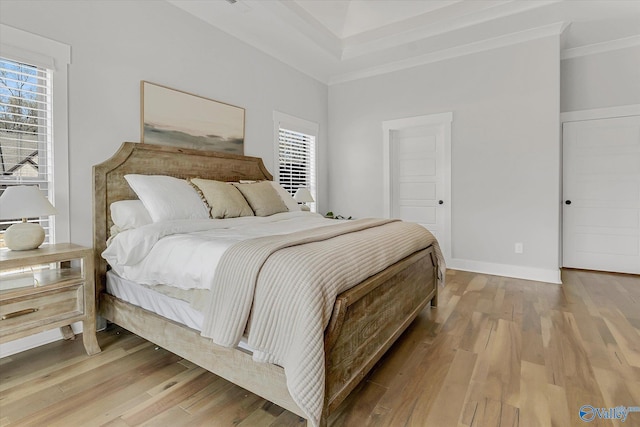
[0, 243, 100, 355]
[0, 284, 84, 335]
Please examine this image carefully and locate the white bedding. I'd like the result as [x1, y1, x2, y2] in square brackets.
[102, 211, 441, 427]
[102, 211, 341, 291]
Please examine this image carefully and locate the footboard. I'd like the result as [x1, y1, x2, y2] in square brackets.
[323, 246, 438, 417]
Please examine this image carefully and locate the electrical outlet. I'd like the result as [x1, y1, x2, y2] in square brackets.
[515, 243, 523, 254]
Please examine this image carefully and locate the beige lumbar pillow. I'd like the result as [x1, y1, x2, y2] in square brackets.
[190, 178, 254, 219]
[233, 181, 288, 217]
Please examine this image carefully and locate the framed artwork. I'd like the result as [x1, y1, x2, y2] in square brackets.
[141, 81, 245, 154]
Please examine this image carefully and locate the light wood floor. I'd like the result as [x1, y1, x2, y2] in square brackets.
[1, 269, 639, 427]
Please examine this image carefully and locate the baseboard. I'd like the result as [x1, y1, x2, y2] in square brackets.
[0, 321, 83, 359]
[448, 258, 562, 284]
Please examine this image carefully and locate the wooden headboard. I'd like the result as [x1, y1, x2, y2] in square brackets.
[92, 142, 273, 295]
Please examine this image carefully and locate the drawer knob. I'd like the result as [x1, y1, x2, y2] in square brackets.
[1, 308, 39, 320]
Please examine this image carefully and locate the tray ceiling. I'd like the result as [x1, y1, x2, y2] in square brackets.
[168, 0, 640, 84]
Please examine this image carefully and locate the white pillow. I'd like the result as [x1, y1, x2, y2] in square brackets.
[124, 174, 209, 222]
[110, 200, 153, 230]
[270, 182, 301, 212]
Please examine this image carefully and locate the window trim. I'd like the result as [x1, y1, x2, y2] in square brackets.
[273, 111, 319, 210]
[1, 24, 71, 244]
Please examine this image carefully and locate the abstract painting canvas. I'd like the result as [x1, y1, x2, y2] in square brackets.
[141, 81, 244, 154]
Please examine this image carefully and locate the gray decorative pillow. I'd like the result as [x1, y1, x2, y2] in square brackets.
[190, 178, 254, 219]
[233, 181, 288, 217]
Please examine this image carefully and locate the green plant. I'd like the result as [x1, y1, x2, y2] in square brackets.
[325, 211, 352, 220]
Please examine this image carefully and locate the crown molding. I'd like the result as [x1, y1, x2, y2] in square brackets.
[330, 21, 568, 85]
[341, 0, 560, 60]
[260, 0, 343, 59]
[560, 104, 640, 122]
[169, 1, 639, 87]
[561, 34, 640, 60]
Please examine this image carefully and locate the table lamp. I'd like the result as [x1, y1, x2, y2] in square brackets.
[294, 188, 314, 211]
[0, 185, 57, 250]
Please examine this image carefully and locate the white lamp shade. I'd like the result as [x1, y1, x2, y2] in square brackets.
[293, 188, 314, 203]
[0, 185, 57, 220]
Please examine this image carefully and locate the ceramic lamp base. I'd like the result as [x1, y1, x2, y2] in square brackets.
[4, 222, 45, 251]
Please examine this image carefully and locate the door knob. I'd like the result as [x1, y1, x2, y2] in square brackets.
[438, 200, 444, 205]
[565, 200, 571, 205]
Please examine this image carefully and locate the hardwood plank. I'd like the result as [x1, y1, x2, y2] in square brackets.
[422, 348, 477, 426]
[460, 397, 519, 427]
[0, 345, 135, 406]
[327, 380, 387, 427]
[592, 367, 638, 427]
[239, 402, 288, 427]
[236, 408, 279, 427]
[177, 385, 264, 426]
[121, 370, 215, 425]
[484, 319, 521, 406]
[373, 332, 458, 426]
[70, 369, 183, 427]
[546, 383, 571, 427]
[602, 309, 640, 368]
[2, 344, 182, 425]
[519, 361, 551, 427]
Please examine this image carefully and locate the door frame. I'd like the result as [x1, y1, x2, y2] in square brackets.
[560, 103, 640, 269]
[382, 112, 453, 263]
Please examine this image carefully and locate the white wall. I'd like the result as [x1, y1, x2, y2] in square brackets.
[328, 36, 561, 282]
[561, 45, 640, 112]
[0, 0, 328, 357]
[0, 0, 329, 248]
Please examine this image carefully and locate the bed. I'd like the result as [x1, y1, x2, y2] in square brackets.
[93, 142, 442, 426]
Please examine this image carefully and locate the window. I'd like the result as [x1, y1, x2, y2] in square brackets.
[0, 57, 54, 244]
[0, 24, 70, 247]
[273, 111, 318, 212]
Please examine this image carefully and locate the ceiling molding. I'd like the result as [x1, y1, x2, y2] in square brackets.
[560, 104, 640, 122]
[169, 0, 640, 85]
[341, 0, 560, 60]
[561, 35, 640, 60]
[330, 21, 569, 85]
[258, 1, 343, 59]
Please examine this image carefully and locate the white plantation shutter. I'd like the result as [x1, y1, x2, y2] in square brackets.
[274, 112, 318, 212]
[278, 128, 315, 194]
[0, 56, 55, 244]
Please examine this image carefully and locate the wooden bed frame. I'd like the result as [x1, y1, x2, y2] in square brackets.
[93, 142, 438, 426]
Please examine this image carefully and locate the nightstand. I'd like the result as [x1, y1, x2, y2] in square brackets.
[0, 243, 101, 355]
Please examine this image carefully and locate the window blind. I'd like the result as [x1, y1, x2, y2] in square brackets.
[0, 56, 54, 246]
[278, 127, 316, 211]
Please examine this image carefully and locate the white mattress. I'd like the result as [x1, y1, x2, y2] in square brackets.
[106, 270, 255, 353]
[106, 270, 204, 330]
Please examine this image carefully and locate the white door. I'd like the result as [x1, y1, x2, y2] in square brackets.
[383, 113, 451, 262]
[563, 115, 640, 274]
